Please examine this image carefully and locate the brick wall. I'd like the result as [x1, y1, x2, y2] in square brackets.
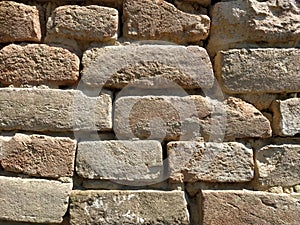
[0, 0, 299, 224]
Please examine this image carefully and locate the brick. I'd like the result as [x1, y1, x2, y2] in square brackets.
[70, 190, 189, 225]
[215, 48, 300, 94]
[0, 133, 76, 178]
[46, 5, 118, 43]
[76, 140, 163, 182]
[256, 144, 300, 188]
[0, 1, 41, 43]
[167, 141, 254, 182]
[207, 0, 300, 56]
[0, 44, 79, 86]
[81, 45, 214, 89]
[0, 88, 112, 132]
[123, 0, 210, 44]
[113, 96, 271, 141]
[0, 176, 72, 223]
[271, 98, 300, 136]
[199, 190, 300, 225]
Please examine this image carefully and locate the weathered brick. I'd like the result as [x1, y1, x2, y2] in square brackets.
[0, 44, 79, 86]
[81, 45, 214, 89]
[271, 98, 300, 136]
[70, 190, 189, 225]
[0, 176, 72, 223]
[76, 140, 163, 182]
[0, 88, 112, 132]
[0, 133, 76, 178]
[207, 0, 300, 56]
[215, 48, 300, 94]
[256, 144, 300, 188]
[46, 5, 118, 43]
[199, 190, 300, 225]
[167, 141, 254, 182]
[0, 1, 41, 43]
[123, 0, 210, 44]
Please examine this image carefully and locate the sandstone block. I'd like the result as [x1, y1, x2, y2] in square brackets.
[81, 45, 214, 89]
[199, 190, 300, 225]
[76, 140, 163, 182]
[46, 5, 118, 43]
[123, 0, 210, 44]
[256, 144, 300, 188]
[0, 44, 79, 86]
[0, 176, 72, 223]
[70, 190, 189, 225]
[0, 1, 41, 43]
[271, 98, 300, 136]
[207, 0, 300, 56]
[0, 88, 112, 132]
[0, 133, 76, 178]
[167, 141, 254, 182]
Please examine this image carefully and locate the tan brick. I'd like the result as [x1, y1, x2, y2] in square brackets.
[207, 0, 300, 56]
[70, 190, 189, 225]
[0, 176, 72, 223]
[123, 0, 210, 44]
[81, 45, 214, 89]
[0, 133, 76, 178]
[0, 88, 112, 132]
[167, 141, 254, 182]
[199, 190, 300, 225]
[0, 44, 79, 86]
[0, 1, 41, 43]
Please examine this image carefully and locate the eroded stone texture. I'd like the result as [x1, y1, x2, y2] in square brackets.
[199, 190, 300, 225]
[70, 190, 189, 225]
[0, 44, 79, 86]
[0, 176, 72, 223]
[271, 98, 300, 136]
[123, 0, 210, 44]
[167, 141, 254, 182]
[0, 134, 76, 178]
[46, 5, 118, 43]
[76, 140, 163, 182]
[81, 45, 214, 89]
[0, 1, 41, 43]
[238, 93, 278, 111]
[207, 0, 300, 56]
[215, 48, 300, 94]
[0, 88, 112, 132]
[256, 144, 300, 188]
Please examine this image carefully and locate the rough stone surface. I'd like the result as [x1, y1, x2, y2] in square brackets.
[69, 190, 189, 225]
[199, 190, 300, 225]
[0, 176, 72, 223]
[123, 0, 210, 44]
[76, 140, 163, 183]
[46, 5, 118, 42]
[81, 45, 214, 89]
[0, 44, 80, 86]
[0, 1, 41, 43]
[271, 98, 300, 136]
[215, 48, 300, 94]
[238, 93, 278, 111]
[167, 141, 254, 182]
[256, 144, 300, 188]
[207, 0, 300, 56]
[0, 88, 112, 132]
[0, 133, 76, 178]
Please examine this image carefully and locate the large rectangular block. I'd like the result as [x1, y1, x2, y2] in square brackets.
[0, 88, 112, 132]
[76, 140, 163, 182]
[70, 190, 189, 225]
[215, 48, 300, 94]
[167, 141, 254, 182]
[0, 133, 76, 178]
[199, 190, 300, 225]
[0, 176, 72, 223]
